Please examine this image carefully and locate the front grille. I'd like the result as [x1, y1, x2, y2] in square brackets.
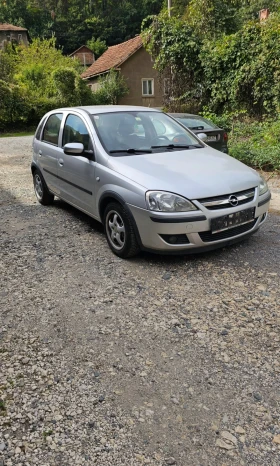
[160, 234, 190, 245]
[198, 188, 255, 210]
[199, 219, 258, 242]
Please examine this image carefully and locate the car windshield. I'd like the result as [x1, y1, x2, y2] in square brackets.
[90, 111, 203, 155]
[174, 115, 218, 130]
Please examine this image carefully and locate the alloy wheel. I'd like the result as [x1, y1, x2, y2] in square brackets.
[106, 210, 126, 251]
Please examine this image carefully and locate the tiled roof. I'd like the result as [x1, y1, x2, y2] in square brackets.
[81, 35, 142, 79]
[0, 23, 27, 31]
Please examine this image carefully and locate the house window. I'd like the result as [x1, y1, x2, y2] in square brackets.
[6, 35, 11, 41]
[163, 78, 171, 96]
[142, 79, 154, 96]
[18, 34, 22, 41]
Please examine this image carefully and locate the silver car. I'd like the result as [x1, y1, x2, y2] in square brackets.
[31, 105, 271, 258]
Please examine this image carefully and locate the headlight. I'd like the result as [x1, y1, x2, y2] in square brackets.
[146, 191, 197, 212]
[259, 176, 268, 196]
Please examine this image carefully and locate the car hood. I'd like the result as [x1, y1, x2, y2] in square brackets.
[107, 147, 260, 199]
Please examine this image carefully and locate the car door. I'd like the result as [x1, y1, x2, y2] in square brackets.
[34, 113, 63, 195]
[57, 113, 96, 216]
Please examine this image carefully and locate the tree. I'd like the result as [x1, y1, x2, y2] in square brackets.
[142, 12, 203, 111]
[86, 37, 107, 58]
[91, 70, 129, 105]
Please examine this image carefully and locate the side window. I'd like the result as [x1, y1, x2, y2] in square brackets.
[35, 117, 47, 140]
[63, 114, 91, 151]
[42, 113, 63, 146]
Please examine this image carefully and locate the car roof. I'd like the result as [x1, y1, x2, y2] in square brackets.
[50, 105, 161, 115]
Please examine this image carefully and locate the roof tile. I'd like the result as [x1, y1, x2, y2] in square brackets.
[81, 35, 142, 79]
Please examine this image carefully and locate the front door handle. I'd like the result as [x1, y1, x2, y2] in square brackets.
[58, 159, 64, 167]
[38, 150, 42, 156]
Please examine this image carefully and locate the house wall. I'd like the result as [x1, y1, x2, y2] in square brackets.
[0, 30, 28, 49]
[86, 47, 163, 107]
[72, 46, 94, 66]
[119, 47, 162, 107]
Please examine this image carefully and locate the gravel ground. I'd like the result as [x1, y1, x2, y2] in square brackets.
[0, 136, 280, 466]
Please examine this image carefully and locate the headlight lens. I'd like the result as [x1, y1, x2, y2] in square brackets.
[146, 191, 197, 212]
[259, 176, 268, 196]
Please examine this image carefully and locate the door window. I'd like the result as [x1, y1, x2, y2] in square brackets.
[63, 114, 91, 150]
[42, 113, 63, 145]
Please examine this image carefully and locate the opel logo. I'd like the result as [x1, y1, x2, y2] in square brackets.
[228, 195, 239, 207]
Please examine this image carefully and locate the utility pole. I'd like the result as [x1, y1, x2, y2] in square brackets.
[168, 0, 172, 17]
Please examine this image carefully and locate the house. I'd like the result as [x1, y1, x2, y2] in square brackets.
[69, 45, 95, 67]
[0, 23, 29, 50]
[81, 35, 162, 107]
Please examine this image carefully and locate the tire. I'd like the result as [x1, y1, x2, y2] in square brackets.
[104, 202, 140, 258]
[33, 169, 54, 206]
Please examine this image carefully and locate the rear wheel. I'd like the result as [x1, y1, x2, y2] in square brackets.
[33, 169, 54, 205]
[104, 202, 140, 258]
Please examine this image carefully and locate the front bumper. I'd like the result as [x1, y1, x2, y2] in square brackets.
[128, 191, 271, 253]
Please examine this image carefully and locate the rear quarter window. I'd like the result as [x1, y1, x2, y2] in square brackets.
[35, 117, 47, 140]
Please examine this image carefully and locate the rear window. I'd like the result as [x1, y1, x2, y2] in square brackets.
[177, 116, 218, 130]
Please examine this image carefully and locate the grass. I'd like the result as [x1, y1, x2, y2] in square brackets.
[0, 131, 34, 138]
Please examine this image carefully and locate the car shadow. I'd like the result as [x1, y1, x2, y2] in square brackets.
[52, 198, 104, 234]
[51, 198, 256, 266]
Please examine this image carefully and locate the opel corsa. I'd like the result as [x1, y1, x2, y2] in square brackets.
[31, 106, 271, 258]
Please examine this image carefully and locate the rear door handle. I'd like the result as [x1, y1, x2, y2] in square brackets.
[38, 150, 42, 156]
[58, 159, 64, 167]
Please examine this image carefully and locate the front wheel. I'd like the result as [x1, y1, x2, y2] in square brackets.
[104, 202, 140, 258]
[33, 169, 54, 205]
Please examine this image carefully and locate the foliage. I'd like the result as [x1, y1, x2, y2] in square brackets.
[86, 37, 107, 59]
[142, 12, 202, 111]
[0, 0, 163, 54]
[0, 38, 94, 127]
[229, 118, 280, 170]
[0, 43, 18, 82]
[143, 4, 280, 118]
[91, 70, 129, 105]
[184, 0, 239, 38]
[201, 13, 280, 117]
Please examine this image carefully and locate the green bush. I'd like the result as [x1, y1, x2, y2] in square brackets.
[91, 70, 129, 105]
[229, 119, 280, 171]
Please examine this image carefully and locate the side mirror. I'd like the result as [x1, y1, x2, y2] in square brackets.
[63, 142, 84, 155]
[197, 132, 208, 142]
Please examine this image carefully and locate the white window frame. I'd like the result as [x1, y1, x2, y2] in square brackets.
[142, 78, 154, 97]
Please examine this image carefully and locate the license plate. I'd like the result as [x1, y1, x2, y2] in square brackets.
[211, 208, 255, 234]
[206, 135, 217, 142]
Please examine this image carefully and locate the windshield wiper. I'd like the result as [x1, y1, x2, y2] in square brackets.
[110, 148, 152, 154]
[151, 144, 202, 149]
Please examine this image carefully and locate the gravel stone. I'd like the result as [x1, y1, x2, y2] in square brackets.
[0, 136, 280, 466]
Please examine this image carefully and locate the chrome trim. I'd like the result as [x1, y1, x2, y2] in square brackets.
[201, 189, 255, 207]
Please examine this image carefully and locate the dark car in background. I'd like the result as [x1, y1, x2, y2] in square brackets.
[168, 113, 228, 153]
